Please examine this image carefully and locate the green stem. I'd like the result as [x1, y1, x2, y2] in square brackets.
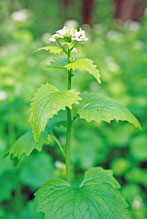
[65, 50, 72, 183]
[56, 39, 68, 54]
[52, 134, 65, 157]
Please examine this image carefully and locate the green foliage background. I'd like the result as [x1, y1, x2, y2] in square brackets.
[0, 0, 147, 218]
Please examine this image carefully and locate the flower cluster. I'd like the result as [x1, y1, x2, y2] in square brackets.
[49, 27, 88, 42]
[11, 9, 30, 22]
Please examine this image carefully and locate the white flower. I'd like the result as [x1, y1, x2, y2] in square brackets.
[105, 56, 120, 72]
[132, 196, 142, 209]
[49, 36, 56, 42]
[55, 161, 65, 169]
[64, 19, 78, 28]
[134, 40, 144, 50]
[56, 26, 68, 36]
[11, 9, 29, 22]
[72, 48, 78, 52]
[72, 28, 88, 41]
[49, 27, 88, 42]
[0, 91, 8, 100]
[124, 21, 141, 32]
[107, 30, 123, 42]
[42, 33, 52, 43]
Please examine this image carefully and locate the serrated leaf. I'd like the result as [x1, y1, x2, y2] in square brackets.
[76, 93, 141, 129]
[65, 58, 101, 84]
[35, 46, 63, 54]
[29, 83, 80, 142]
[9, 131, 48, 159]
[35, 167, 128, 219]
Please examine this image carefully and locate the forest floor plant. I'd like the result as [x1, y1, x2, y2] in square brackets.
[9, 26, 141, 218]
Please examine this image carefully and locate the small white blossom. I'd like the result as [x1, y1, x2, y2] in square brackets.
[42, 33, 52, 43]
[56, 26, 68, 36]
[107, 30, 123, 42]
[124, 21, 141, 32]
[49, 36, 56, 42]
[72, 28, 88, 41]
[134, 40, 144, 50]
[72, 48, 78, 52]
[55, 161, 65, 169]
[105, 56, 120, 72]
[64, 19, 78, 28]
[132, 196, 142, 209]
[11, 9, 29, 22]
[0, 91, 8, 101]
[49, 26, 88, 43]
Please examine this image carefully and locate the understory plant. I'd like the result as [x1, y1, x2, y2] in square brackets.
[9, 26, 141, 218]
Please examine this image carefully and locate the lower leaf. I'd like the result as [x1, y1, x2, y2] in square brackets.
[9, 130, 48, 159]
[35, 167, 128, 219]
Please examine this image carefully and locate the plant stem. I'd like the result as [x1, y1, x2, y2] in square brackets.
[65, 50, 72, 183]
[52, 134, 65, 157]
[56, 39, 68, 54]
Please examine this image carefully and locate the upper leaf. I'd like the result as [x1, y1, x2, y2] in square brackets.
[35, 167, 128, 219]
[29, 83, 80, 142]
[65, 58, 101, 84]
[76, 93, 141, 129]
[9, 130, 48, 159]
[35, 46, 63, 54]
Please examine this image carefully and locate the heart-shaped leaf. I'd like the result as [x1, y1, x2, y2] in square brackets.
[35, 167, 128, 219]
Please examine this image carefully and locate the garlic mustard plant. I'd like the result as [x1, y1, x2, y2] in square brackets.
[9, 27, 141, 219]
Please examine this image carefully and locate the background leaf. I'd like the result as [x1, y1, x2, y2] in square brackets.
[130, 135, 147, 161]
[76, 93, 141, 129]
[65, 58, 101, 83]
[35, 167, 128, 219]
[46, 58, 68, 69]
[29, 83, 80, 142]
[18, 152, 55, 189]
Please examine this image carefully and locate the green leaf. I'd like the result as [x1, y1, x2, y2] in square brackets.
[35, 167, 128, 219]
[9, 130, 48, 159]
[46, 58, 68, 69]
[65, 58, 101, 83]
[35, 46, 63, 54]
[46, 110, 67, 133]
[76, 93, 141, 129]
[29, 83, 80, 142]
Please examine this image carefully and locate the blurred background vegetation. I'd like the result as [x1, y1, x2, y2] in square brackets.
[0, 0, 147, 218]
